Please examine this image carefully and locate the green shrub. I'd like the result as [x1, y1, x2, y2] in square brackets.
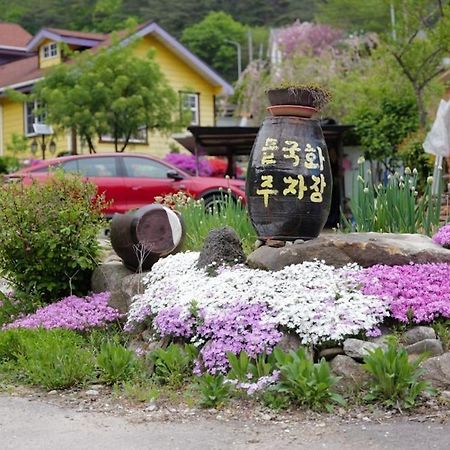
[96, 341, 141, 384]
[0, 155, 20, 174]
[16, 329, 95, 389]
[157, 192, 257, 254]
[363, 337, 433, 409]
[227, 351, 276, 382]
[0, 328, 35, 363]
[194, 373, 231, 408]
[0, 170, 107, 302]
[150, 343, 197, 387]
[0, 292, 44, 328]
[272, 347, 345, 412]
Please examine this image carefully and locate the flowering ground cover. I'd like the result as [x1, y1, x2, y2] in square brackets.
[433, 223, 450, 248]
[5, 292, 121, 331]
[355, 263, 450, 323]
[126, 252, 389, 373]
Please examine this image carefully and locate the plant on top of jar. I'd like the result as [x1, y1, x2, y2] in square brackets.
[266, 83, 332, 110]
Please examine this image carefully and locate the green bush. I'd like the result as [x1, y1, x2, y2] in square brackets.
[227, 351, 275, 382]
[0, 170, 107, 302]
[194, 373, 231, 408]
[15, 328, 95, 389]
[150, 343, 197, 387]
[96, 340, 141, 384]
[363, 337, 433, 409]
[0, 156, 20, 174]
[272, 347, 345, 412]
[0, 328, 35, 363]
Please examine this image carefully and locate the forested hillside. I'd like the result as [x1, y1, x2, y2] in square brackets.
[0, 0, 315, 35]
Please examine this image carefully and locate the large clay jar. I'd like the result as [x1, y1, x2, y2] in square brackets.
[246, 116, 332, 240]
[110, 204, 184, 271]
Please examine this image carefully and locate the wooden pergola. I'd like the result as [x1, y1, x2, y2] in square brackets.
[174, 123, 353, 226]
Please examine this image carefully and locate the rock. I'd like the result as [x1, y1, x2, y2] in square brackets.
[144, 401, 158, 412]
[404, 326, 437, 345]
[440, 390, 450, 400]
[277, 333, 302, 353]
[120, 273, 148, 309]
[343, 338, 383, 360]
[294, 239, 305, 245]
[420, 353, 450, 389]
[247, 232, 450, 271]
[330, 355, 370, 392]
[319, 347, 344, 361]
[91, 262, 134, 293]
[197, 227, 246, 269]
[405, 339, 443, 357]
[85, 389, 99, 396]
[254, 239, 264, 249]
[91, 262, 135, 313]
[265, 239, 285, 248]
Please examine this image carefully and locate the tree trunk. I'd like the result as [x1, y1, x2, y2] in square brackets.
[415, 86, 427, 129]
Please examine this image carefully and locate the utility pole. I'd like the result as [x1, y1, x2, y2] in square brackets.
[247, 30, 253, 64]
[225, 39, 242, 79]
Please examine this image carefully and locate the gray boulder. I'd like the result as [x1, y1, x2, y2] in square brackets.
[404, 326, 437, 345]
[91, 262, 134, 313]
[247, 232, 450, 270]
[405, 339, 444, 357]
[343, 338, 384, 361]
[330, 355, 370, 392]
[420, 353, 450, 389]
[197, 226, 246, 269]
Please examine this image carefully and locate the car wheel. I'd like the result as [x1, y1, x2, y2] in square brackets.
[202, 192, 233, 212]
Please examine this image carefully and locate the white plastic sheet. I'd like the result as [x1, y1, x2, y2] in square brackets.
[423, 99, 450, 157]
[423, 99, 450, 195]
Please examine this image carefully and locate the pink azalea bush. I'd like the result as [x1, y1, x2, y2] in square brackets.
[433, 223, 450, 248]
[5, 292, 121, 331]
[163, 153, 212, 177]
[355, 263, 450, 323]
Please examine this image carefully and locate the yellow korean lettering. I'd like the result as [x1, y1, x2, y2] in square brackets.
[310, 174, 326, 203]
[304, 144, 325, 171]
[256, 174, 278, 207]
[283, 175, 308, 200]
[282, 140, 300, 167]
[260, 138, 278, 165]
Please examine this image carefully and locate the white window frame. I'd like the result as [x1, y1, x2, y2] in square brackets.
[100, 126, 148, 144]
[181, 92, 200, 126]
[41, 42, 58, 60]
[24, 100, 47, 137]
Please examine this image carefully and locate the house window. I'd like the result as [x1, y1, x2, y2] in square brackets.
[24, 101, 47, 136]
[181, 92, 199, 125]
[100, 126, 147, 144]
[42, 42, 58, 60]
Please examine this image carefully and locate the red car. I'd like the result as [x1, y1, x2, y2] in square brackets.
[5, 153, 246, 216]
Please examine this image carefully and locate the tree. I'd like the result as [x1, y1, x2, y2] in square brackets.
[181, 12, 246, 82]
[316, 0, 390, 33]
[34, 40, 179, 153]
[383, 0, 450, 128]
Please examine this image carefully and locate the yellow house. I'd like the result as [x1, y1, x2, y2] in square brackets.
[0, 22, 233, 159]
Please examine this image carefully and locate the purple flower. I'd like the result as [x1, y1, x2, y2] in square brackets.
[354, 263, 450, 324]
[433, 223, 450, 248]
[4, 292, 121, 331]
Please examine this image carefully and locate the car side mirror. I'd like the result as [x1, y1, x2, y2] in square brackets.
[167, 170, 184, 181]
